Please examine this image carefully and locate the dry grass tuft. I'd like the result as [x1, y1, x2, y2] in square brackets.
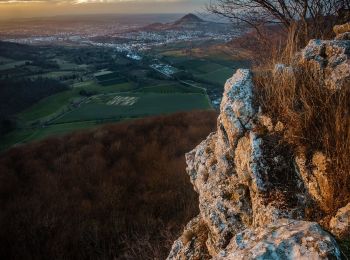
[254, 29, 350, 213]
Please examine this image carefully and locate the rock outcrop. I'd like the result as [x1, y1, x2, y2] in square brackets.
[330, 202, 350, 240]
[218, 219, 340, 260]
[334, 22, 350, 40]
[167, 24, 350, 260]
[301, 37, 350, 91]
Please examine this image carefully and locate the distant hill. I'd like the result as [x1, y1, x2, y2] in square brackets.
[173, 13, 204, 25]
[141, 13, 231, 32]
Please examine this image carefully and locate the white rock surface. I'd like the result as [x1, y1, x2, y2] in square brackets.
[294, 151, 334, 213]
[330, 202, 350, 239]
[216, 219, 340, 260]
[301, 38, 350, 90]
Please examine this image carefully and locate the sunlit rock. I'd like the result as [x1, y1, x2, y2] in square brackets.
[330, 202, 350, 240]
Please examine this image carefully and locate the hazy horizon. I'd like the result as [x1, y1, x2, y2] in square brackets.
[0, 0, 207, 20]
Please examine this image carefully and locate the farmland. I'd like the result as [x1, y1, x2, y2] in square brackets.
[0, 40, 249, 150]
[1, 89, 211, 151]
[54, 93, 210, 123]
[0, 42, 213, 150]
[161, 55, 249, 86]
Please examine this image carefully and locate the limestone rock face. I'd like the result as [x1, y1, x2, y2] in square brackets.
[216, 219, 340, 260]
[168, 216, 210, 260]
[167, 68, 341, 259]
[295, 151, 334, 213]
[301, 35, 350, 90]
[329, 202, 350, 240]
[167, 26, 350, 259]
[334, 22, 350, 37]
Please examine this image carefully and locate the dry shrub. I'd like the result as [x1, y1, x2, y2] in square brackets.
[254, 30, 350, 212]
[227, 25, 287, 66]
[0, 110, 217, 260]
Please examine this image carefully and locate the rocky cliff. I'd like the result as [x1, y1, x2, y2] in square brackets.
[167, 23, 350, 260]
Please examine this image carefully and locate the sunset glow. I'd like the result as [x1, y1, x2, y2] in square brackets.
[0, 0, 205, 19]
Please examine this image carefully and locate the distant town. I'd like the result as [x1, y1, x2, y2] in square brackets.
[0, 14, 243, 64]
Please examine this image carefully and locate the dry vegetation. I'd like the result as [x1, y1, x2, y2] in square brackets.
[253, 29, 350, 213]
[0, 110, 217, 259]
[226, 25, 287, 65]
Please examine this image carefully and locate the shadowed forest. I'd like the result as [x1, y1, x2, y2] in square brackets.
[0, 110, 217, 259]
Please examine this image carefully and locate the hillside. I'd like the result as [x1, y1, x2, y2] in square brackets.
[0, 111, 217, 259]
[174, 13, 204, 25]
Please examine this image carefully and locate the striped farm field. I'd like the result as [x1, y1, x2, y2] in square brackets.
[53, 93, 212, 123]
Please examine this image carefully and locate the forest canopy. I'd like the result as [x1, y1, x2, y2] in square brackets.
[0, 110, 217, 259]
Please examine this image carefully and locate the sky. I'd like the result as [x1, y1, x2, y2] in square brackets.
[0, 0, 207, 20]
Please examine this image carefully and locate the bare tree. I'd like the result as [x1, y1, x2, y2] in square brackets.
[208, 0, 350, 41]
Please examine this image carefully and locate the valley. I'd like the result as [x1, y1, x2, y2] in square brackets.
[0, 13, 249, 150]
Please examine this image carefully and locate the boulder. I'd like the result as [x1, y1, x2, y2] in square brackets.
[216, 219, 341, 260]
[334, 22, 350, 36]
[329, 202, 350, 240]
[300, 25, 350, 91]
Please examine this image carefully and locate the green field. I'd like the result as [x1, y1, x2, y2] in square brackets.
[54, 93, 211, 123]
[139, 83, 205, 94]
[36, 71, 76, 79]
[2, 76, 212, 150]
[100, 78, 127, 86]
[55, 58, 88, 70]
[18, 82, 136, 122]
[0, 60, 28, 70]
[73, 81, 135, 92]
[1, 91, 211, 151]
[196, 67, 234, 85]
[93, 70, 113, 77]
[0, 121, 99, 151]
[95, 72, 121, 81]
[162, 56, 247, 86]
[18, 90, 79, 122]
